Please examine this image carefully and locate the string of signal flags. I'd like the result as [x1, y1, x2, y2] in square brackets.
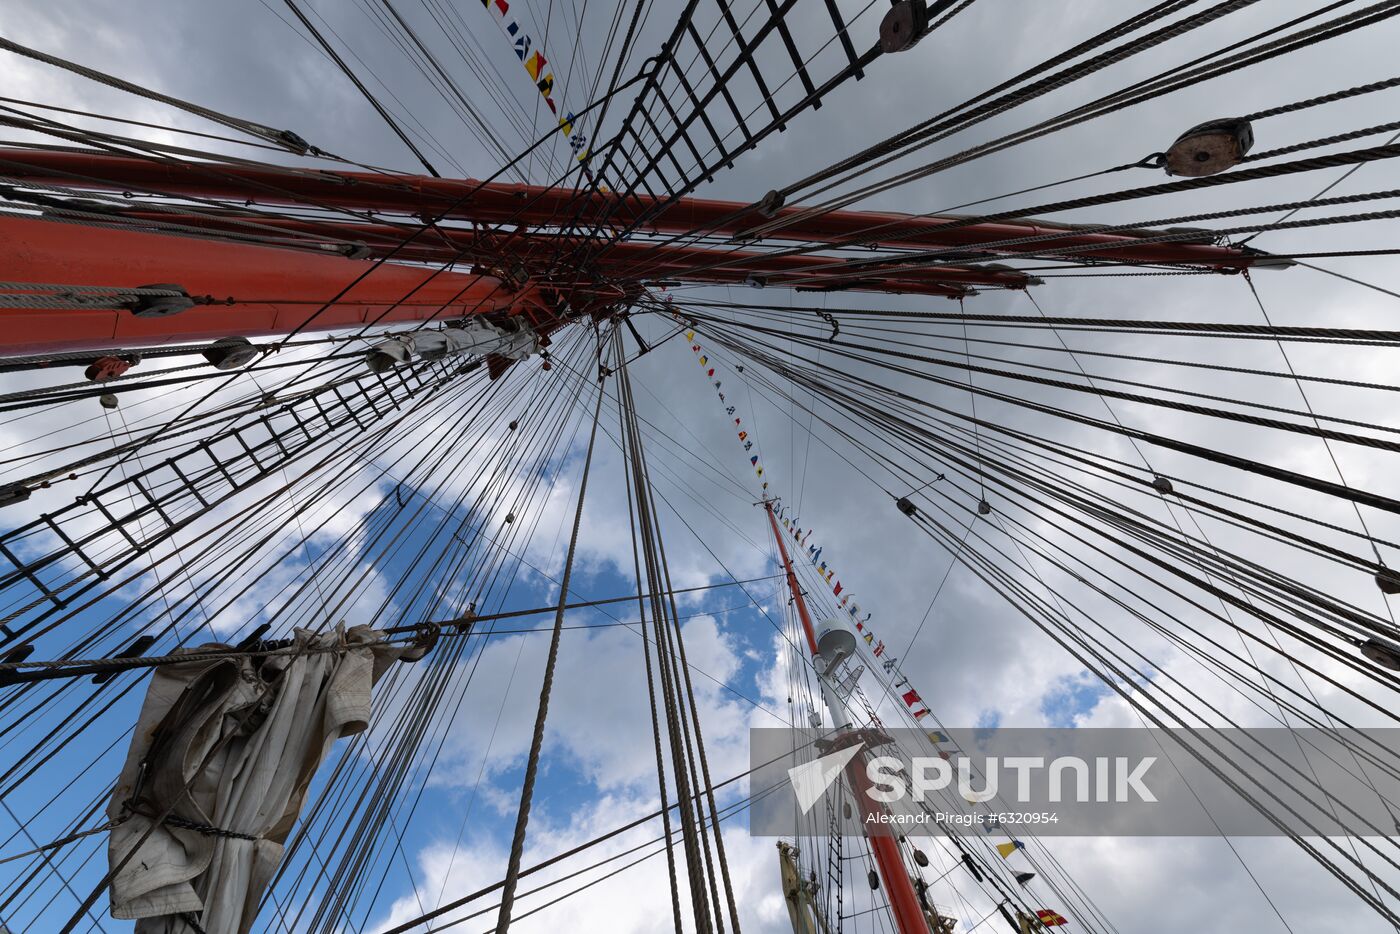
[677, 303, 1062, 917]
[676, 304, 944, 727]
[479, 0, 591, 161]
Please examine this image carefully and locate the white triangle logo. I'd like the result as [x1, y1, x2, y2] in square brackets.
[788, 742, 865, 814]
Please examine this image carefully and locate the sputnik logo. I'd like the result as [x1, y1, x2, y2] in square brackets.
[788, 742, 864, 814]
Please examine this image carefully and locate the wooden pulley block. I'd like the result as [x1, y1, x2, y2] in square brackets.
[202, 337, 258, 370]
[1376, 566, 1400, 594]
[1162, 118, 1254, 177]
[1361, 636, 1400, 670]
[126, 283, 195, 318]
[756, 188, 785, 218]
[880, 0, 928, 54]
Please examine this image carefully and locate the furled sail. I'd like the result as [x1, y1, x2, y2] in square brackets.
[106, 625, 414, 934]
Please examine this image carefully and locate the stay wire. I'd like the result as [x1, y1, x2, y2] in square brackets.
[493, 350, 608, 933]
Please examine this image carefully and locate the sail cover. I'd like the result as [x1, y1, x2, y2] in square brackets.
[107, 625, 408, 933]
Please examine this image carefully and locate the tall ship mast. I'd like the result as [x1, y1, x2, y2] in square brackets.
[0, 1, 1398, 931]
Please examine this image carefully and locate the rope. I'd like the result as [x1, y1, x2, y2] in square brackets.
[494, 373, 607, 933]
[1242, 73, 1400, 121]
[1246, 120, 1400, 162]
[0, 281, 190, 310]
[0, 37, 313, 154]
[0, 643, 340, 674]
[279, 0, 440, 175]
[0, 282, 185, 295]
[616, 331, 685, 932]
[0, 818, 125, 866]
[0, 628, 438, 680]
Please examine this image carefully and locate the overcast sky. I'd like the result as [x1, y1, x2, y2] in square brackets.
[2, 1, 1400, 932]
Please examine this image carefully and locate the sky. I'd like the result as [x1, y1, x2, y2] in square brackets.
[1, 0, 1400, 932]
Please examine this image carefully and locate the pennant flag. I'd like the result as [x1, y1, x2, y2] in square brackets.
[833, 582, 843, 596]
[1036, 910, 1068, 927]
[927, 731, 949, 744]
[872, 640, 884, 657]
[685, 330, 695, 340]
[707, 368, 715, 377]
[750, 456, 759, 465]
[996, 841, 1025, 859]
[1015, 872, 1036, 886]
[507, 23, 531, 60]
[525, 50, 547, 79]
[912, 708, 930, 719]
[738, 431, 747, 441]
[902, 690, 921, 707]
[698, 355, 707, 365]
[863, 632, 874, 645]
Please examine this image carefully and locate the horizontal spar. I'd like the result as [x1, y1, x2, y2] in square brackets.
[0, 217, 550, 354]
[0, 149, 1273, 269]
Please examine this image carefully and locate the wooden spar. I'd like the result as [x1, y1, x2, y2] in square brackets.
[0, 216, 551, 354]
[0, 149, 1272, 268]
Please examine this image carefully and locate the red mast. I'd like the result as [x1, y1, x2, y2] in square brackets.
[763, 500, 928, 934]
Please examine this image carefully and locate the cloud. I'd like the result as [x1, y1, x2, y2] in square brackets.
[3, 1, 1400, 931]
